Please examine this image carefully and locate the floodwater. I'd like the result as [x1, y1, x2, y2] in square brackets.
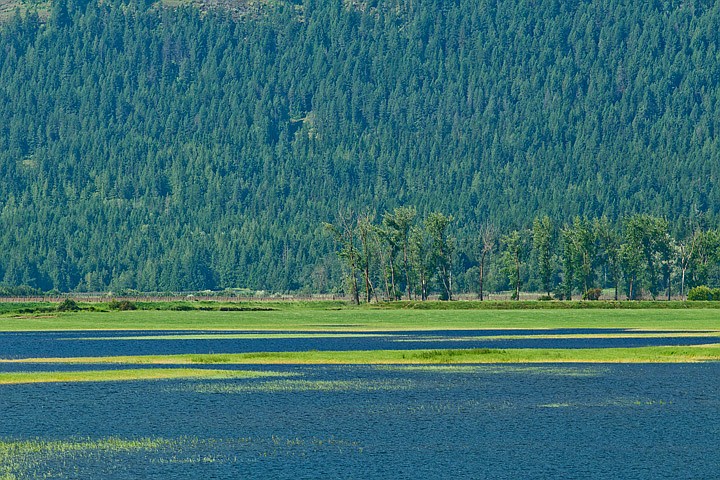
[1, 331, 719, 478]
[1, 363, 719, 478]
[0, 329, 717, 359]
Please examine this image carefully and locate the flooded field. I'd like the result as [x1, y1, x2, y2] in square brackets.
[1, 363, 719, 478]
[0, 329, 718, 359]
[1, 327, 719, 478]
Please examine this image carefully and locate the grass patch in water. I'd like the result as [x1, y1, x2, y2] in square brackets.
[0, 368, 286, 384]
[177, 378, 414, 394]
[538, 398, 671, 408]
[0, 435, 364, 478]
[0, 437, 174, 479]
[5, 344, 720, 365]
[72, 333, 389, 341]
[376, 365, 605, 376]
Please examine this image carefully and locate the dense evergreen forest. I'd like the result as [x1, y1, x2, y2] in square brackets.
[1, 0, 720, 294]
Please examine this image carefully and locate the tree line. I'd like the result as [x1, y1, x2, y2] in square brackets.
[324, 207, 455, 302]
[325, 209, 720, 302]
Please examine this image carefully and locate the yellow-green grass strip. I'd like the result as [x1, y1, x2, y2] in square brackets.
[0, 368, 286, 384]
[4, 344, 720, 365]
[64, 333, 392, 341]
[391, 331, 720, 342]
[63, 331, 720, 342]
[3, 308, 720, 332]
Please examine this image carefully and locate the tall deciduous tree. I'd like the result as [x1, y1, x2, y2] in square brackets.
[560, 226, 575, 300]
[409, 225, 431, 301]
[501, 230, 526, 301]
[356, 212, 377, 303]
[691, 229, 720, 288]
[593, 216, 621, 300]
[620, 215, 669, 300]
[323, 211, 360, 305]
[426, 212, 454, 300]
[568, 217, 596, 296]
[382, 206, 417, 300]
[532, 216, 555, 297]
[375, 224, 398, 300]
[478, 223, 497, 301]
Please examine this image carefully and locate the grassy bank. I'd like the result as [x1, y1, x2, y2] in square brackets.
[5, 344, 720, 366]
[0, 368, 285, 384]
[3, 299, 720, 315]
[2, 306, 720, 331]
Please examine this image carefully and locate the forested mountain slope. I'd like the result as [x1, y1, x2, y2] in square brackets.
[1, 0, 719, 292]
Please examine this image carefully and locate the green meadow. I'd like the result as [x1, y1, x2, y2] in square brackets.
[2, 301, 720, 332]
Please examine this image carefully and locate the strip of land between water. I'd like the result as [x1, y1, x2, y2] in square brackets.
[3, 345, 720, 366]
[0, 368, 286, 384]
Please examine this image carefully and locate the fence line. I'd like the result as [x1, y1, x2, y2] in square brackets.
[0, 293, 689, 303]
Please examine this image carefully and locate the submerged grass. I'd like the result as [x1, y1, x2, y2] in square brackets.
[538, 398, 671, 408]
[0, 368, 287, 384]
[375, 365, 605, 376]
[177, 378, 415, 394]
[0, 437, 173, 480]
[5, 344, 720, 365]
[0, 435, 365, 479]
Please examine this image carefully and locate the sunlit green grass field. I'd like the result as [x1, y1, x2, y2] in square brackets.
[2, 303, 720, 331]
[2, 301, 720, 373]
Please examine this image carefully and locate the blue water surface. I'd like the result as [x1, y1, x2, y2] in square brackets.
[0, 329, 716, 359]
[1, 363, 719, 479]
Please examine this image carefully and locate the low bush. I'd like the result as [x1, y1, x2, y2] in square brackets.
[687, 286, 720, 301]
[169, 304, 194, 311]
[583, 288, 603, 301]
[108, 300, 137, 311]
[56, 298, 80, 312]
[218, 306, 277, 311]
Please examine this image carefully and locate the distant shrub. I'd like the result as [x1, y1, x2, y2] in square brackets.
[169, 304, 194, 311]
[218, 306, 277, 311]
[583, 288, 602, 301]
[537, 295, 553, 301]
[552, 286, 569, 300]
[108, 300, 137, 311]
[57, 298, 80, 312]
[687, 286, 720, 301]
[688, 286, 711, 301]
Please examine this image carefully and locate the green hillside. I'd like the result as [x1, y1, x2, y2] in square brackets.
[0, 0, 719, 293]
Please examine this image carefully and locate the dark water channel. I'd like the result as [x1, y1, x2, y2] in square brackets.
[1, 363, 719, 479]
[0, 329, 716, 359]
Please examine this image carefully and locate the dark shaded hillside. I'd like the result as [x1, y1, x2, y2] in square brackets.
[1, 0, 719, 292]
